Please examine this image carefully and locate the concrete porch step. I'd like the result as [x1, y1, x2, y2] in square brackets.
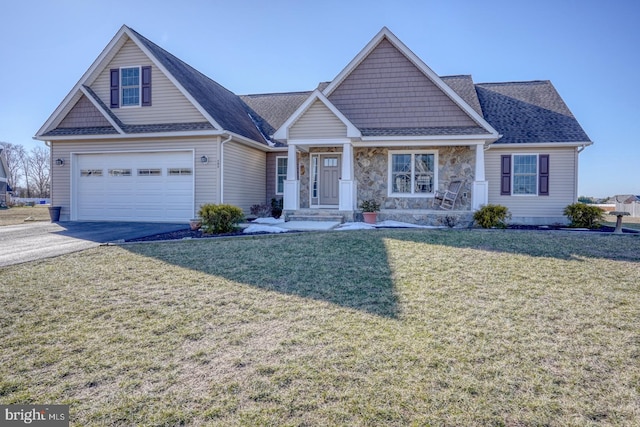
[287, 215, 345, 223]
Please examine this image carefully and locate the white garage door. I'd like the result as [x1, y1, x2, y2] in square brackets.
[75, 151, 194, 222]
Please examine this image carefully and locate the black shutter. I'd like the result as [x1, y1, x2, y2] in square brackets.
[500, 155, 511, 195]
[141, 66, 152, 106]
[539, 154, 549, 196]
[110, 69, 119, 108]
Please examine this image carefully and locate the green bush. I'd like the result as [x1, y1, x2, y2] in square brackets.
[198, 204, 244, 234]
[473, 204, 511, 228]
[563, 203, 604, 229]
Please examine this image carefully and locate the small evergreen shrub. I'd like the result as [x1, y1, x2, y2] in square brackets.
[198, 204, 244, 234]
[563, 202, 604, 229]
[473, 204, 511, 228]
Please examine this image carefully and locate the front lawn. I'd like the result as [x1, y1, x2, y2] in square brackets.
[0, 205, 51, 226]
[1, 230, 638, 425]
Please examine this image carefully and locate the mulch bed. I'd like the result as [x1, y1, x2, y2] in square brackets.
[126, 224, 637, 243]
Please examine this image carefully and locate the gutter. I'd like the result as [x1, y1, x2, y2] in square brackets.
[219, 134, 233, 203]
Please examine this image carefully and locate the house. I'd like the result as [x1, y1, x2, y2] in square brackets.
[35, 26, 592, 225]
[0, 149, 9, 207]
[615, 195, 640, 217]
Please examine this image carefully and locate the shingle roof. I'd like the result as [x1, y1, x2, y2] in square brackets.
[240, 92, 311, 137]
[129, 27, 269, 145]
[476, 81, 591, 144]
[43, 122, 214, 137]
[360, 126, 489, 137]
[441, 75, 483, 116]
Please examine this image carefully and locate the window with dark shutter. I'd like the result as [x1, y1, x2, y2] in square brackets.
[141, 66, 152, 106]
[110, 69, 119, 108]
[539, 154, 549, 196]
[500, 155, 511, 195]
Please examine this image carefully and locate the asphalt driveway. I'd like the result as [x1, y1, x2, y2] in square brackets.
[0, 221, 187, 267]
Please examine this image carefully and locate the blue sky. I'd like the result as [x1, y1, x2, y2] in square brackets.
[2, 0, 638, 198]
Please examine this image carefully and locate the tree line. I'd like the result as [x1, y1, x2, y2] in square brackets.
[0, 142, 51, 199]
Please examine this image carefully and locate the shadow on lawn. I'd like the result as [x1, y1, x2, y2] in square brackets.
[124, 231, 400, 318]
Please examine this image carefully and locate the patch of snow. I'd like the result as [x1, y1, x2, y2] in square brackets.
[336, 222, 376, 231]
[252, 217, 285, 224]
[243, 224, 289, 234]
[375, 220, 435, 229]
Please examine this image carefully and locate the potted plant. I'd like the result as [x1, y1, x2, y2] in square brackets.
[360, 199, 380, 224]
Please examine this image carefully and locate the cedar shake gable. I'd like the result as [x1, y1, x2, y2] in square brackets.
[326, 37, 485, 134]
[476, 81, 591, 144]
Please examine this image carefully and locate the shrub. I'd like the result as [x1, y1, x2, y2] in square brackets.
[360, 199, 381, 212]
[271, 198, 283, 219]
[473, 204, 511, 228]
[563, 202, 604, 229]
[250, 203, 272, 218]
[198, 204, 244, 234]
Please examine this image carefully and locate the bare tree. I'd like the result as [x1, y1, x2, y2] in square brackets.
[28, 146, 51, 198]
[0, 142, 25, 193]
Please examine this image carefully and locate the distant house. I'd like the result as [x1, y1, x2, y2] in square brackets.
[35, 26, 592, 224]
[615, 195, 640, 217]
[0, 149, 9, 207]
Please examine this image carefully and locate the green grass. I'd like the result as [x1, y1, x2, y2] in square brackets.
[0, 205, 51, 226]
[1, 229, 639, 426]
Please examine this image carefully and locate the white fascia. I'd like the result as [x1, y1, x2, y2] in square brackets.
[79, 86, 124, 134]
[486, 141, 594, 150]
[273, 90, 361, 141]
[34, 129, 225, 142]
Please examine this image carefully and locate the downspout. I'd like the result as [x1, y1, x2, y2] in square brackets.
[219, 134, 232, 203]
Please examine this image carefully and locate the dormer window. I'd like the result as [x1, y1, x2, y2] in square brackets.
[110, 66, 152, 108]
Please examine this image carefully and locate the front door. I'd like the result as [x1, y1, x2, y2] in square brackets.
[319, 154, 340, 205]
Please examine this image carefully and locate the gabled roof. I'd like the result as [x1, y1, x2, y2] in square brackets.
[272, 90, 361, 140]
[320, 27, 499, 140]
[240, 91, 311, 137]
[36, 26, 269, 145]
[476, 81, 591, 144]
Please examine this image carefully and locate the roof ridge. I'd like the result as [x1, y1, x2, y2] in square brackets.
[241, 91, 312, 97]
[476, 80, 551, 86]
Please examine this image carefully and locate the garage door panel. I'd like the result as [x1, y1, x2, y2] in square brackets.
[76, 151, 194, 222]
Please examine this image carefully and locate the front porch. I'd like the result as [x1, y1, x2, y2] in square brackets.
[284, 207, 474, 227]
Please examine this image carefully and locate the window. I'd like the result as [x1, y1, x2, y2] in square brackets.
[389, 151, 436, 196]
[80, 169, 103, 177]
[501, 154, 549, 196]
[513, 155, 537, 195]
[110, 66, 151, 108]
[137, 168, 162, 176]
[276, 157, 287, 194]
[109, 169, 132, 177]
[168, 168, 192, 176]
[121, 67, 140, 106]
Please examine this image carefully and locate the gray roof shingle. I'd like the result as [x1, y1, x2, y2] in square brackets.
[43, 122, 214, 137]
[476, 81, 591, 144]
[129, 27, 269, 145]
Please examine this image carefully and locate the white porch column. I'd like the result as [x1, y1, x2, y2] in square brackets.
[283, 144, 299, 210]
[472, 144, 488, 209]
[339, 142, 356, 211]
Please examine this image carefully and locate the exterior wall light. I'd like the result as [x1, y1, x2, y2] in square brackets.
[55, 158, 64, 166]
[200, 155, 208, 164]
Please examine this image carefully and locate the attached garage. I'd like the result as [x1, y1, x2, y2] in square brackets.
[72, 151, 194, 222]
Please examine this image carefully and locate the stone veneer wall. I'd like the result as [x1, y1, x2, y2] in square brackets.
[354, 146, 475, 210]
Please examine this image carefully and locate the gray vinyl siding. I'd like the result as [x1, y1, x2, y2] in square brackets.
[91, 39, 206, 125]
[222, 141, 266, 213]
[50, 137, 218, 221]
[328, 38, 477, 129]
[486, 147, 578, 221]
[59, 95, 112, 128]
[289, 100, 347, 139]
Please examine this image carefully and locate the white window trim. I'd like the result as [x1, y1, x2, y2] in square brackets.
[120, 66, 141, 108]
[275, 156, 287, 195]
[511, 153, 538, 196]
[387, 150, 438, 198]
